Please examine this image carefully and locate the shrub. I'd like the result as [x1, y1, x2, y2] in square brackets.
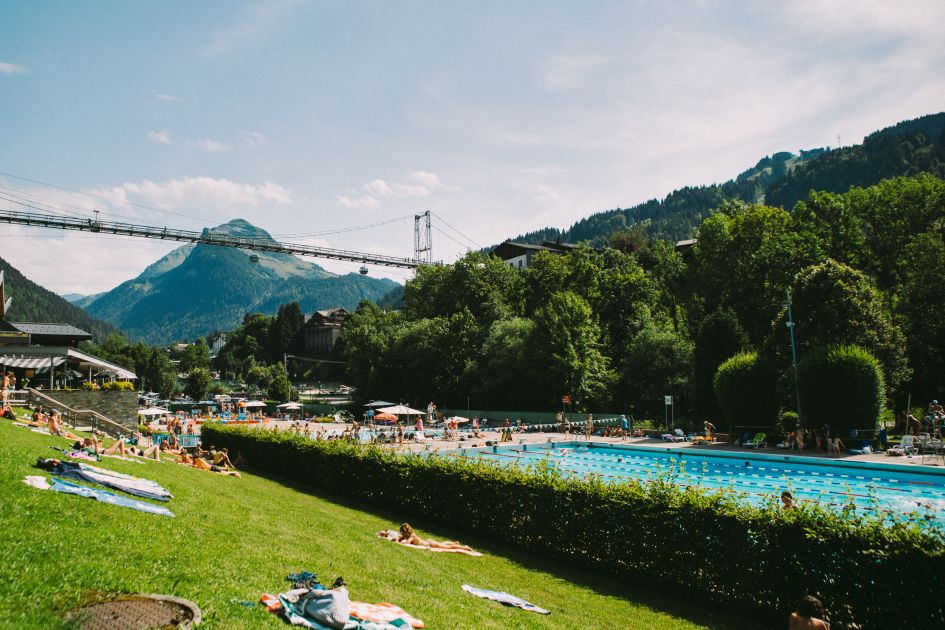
[80, 381, 99, 391]
[203, 424, 944, 630]
[713, 352, 779, 433]
[102, 381, 135, 391]
[799, 345, 884, 435]
[778, 409, 799, 436]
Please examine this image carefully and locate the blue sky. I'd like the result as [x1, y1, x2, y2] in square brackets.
[1, 0, 943, 294]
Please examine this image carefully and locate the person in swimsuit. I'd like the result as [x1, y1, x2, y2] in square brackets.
[396, 523, 473, 551]
[789, 595, 830, 629]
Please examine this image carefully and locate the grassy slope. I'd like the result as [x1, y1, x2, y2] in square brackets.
[0, 418, 764, 630]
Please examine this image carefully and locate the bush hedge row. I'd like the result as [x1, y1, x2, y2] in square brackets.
[713, 352, 780, 433]
[204, 424, 944, 629]
[799, 345, 884, 436]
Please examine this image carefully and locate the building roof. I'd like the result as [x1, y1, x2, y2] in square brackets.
[493, 240, 588, 261]
[8, 322, 93, 339]
[0, 345, 136, 379]
[315, 307, 349, 318]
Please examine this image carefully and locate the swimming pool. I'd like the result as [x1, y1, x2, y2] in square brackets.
[459, 441, 945, 523]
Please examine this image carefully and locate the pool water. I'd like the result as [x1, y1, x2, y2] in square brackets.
[463, 441, 945, 523]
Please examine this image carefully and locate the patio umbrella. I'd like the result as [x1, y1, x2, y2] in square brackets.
[448, 416, 471, 423]
[374, 412, 397, 421]
[242, 401, 267, 408]
[377, 404, 425, 415]
[137, 407, 170, 416]
[277, 402, 303, 409]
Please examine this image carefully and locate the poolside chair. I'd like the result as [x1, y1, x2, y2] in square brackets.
[661, 432, 684, 442]
[888, 434, 918, 456]
[743, 433, 767, 448]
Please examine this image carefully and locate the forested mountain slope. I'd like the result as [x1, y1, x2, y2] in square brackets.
[83, 219, 398, 344]
[501, 112, 945, 247]
[0, 257, 122, 341]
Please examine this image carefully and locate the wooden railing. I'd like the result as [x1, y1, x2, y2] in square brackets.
[26, 388, 130, 437]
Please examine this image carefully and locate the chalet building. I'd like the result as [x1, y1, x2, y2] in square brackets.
[0, 271, 135, 387]
[492, 240, 578, 270]
[300, 307, 349, 354]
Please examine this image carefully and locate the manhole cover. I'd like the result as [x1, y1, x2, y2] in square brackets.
[66, 594, 201, 629]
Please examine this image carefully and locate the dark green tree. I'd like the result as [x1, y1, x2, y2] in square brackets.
[692, 308, 749, 423]
[184, 367, 212, 401]
[532, 291, 614, 409]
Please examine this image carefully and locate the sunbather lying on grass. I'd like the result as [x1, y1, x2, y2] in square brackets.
[393, 523, 474, 551]
[178, 452, 240, 476]
[71, 436, 161, 460]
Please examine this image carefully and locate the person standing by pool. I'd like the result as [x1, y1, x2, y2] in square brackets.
[620, 415, 629, 440]
[585, 414, 594, 440]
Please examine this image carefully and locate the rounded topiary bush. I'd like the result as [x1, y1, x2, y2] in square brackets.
[798, 345, 884, 436]
[713, 352, 779, 433]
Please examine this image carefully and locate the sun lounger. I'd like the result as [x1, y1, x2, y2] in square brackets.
[743, 433, 767, 448]
[661, 433, 685, 442]
[888, 435, 918, 456]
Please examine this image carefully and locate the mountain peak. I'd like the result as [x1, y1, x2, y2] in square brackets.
[205, 218, 277, 242]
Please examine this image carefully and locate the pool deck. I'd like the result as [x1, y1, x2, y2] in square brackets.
[252, 421, 945, 472]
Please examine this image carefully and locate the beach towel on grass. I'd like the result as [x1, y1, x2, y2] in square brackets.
[40, 459, 172, 501]
[461, 585, 549, 614]
[265, 590, 422, 630]
[349, 601, 424, 628]
[377, 530, 482, 556]
[47, 477, 174, 517]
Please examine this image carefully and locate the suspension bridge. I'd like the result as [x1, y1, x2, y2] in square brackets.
[0, 177, 482, 271]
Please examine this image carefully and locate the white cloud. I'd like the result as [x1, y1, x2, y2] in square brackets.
[241, 131, 266, 147]
[147, 130, 171, 145]
[194, 138, 230, 153]
[409, 170, 460, 191]
[364, 179, 429, 199]
[153, 91, 182, 103]
[336, 194, 380, 210]
[120, 176, 293, 210]
[0, 61, 26, 75]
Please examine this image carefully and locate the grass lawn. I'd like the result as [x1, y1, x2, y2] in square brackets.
[0, 416, 766, 629]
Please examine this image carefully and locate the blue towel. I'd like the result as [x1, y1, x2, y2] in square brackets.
[50, 478, 174, 517]
[461, 584, 549, 614]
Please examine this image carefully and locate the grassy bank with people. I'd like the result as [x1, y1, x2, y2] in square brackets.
[0, 417, 759, 629]
[205, 423, 945, 630]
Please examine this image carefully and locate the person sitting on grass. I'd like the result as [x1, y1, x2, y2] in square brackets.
[1, 402, 15, 420]
[213, 447, 235, 468]
[199, 455, 240, 476]
[395, 523, 474, 551]
[789, 595, 829, 629]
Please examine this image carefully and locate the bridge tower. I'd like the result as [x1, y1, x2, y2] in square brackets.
[414, 210, 432, 264]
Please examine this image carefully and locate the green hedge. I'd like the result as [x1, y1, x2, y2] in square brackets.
[203, 424, 943, 629]
[713, 352, 779, 433]
[799, 345, 884, 436]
